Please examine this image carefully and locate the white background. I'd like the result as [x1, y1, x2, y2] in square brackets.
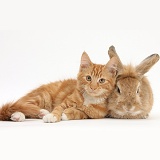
[0, 1, 160, 160]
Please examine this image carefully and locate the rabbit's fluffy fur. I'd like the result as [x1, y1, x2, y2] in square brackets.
[107, 46, 159, 119]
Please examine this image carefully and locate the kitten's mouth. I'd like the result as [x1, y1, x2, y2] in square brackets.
[87, 91, 100, 96]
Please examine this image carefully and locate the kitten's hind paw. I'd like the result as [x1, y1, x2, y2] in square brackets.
[10, 112, 25, 122]
[38, 109, 50, 118]
[43, 113, 58, 123]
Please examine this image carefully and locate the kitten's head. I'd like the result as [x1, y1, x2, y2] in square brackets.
[77, 52, 120, 98]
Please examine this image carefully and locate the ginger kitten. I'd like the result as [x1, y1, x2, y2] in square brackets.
[60, 52, 119, 122]
[0, 52, 119, 122]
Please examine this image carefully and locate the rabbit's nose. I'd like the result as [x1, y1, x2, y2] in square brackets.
[123, 104, 135, 112]
[127, 103, 133, 109]
[128, 91, 132, 96]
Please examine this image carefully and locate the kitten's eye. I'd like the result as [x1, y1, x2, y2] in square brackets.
[116, 86, 121, 94]
[86, 75, 92, 81]
[99, 78, 106, 83]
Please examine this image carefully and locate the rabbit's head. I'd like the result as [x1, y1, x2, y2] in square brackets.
[107, 46, 159, 119]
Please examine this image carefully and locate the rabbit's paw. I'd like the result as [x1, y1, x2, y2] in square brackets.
[142, 114, 149, 119]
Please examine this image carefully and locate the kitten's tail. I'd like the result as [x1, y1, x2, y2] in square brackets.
[0, 102, 40, 121]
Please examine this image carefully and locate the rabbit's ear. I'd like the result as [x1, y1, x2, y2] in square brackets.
[136, 54, 159, 76]
[108, 46, 123, 73]
[105, 57, 123, 77]
[108, 45, 123, 66]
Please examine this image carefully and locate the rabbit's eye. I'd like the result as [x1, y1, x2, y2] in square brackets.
[136, 88, 139, 94]
[116, 86, 121, 94]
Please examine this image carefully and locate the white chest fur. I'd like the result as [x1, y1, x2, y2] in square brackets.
[83, 92, 105, 106]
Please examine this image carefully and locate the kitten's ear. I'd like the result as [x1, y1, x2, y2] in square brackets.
[80, 51, 92, 70]
[105, 57, 123, 77]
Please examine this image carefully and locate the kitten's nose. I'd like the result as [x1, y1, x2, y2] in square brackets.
[90, 86, 97, 91]
[90, 82, 97, 91]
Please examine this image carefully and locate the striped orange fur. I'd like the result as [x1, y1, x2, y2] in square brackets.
[0, 52, 120, 122]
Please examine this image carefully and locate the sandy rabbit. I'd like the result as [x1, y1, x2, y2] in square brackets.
[106, 46, 159, 119]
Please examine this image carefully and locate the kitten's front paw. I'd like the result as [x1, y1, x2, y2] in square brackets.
[38, 109, 50, 118]
[77, 105, 87, 111]
[11, 112, 25, 122]
[43, 113, 58, 123]
[61, 113, 69, 121]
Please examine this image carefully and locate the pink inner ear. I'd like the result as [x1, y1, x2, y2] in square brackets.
[108, 64, 118, 76]
[81, 60, 90, 68]
[81, 52, 92, 68]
